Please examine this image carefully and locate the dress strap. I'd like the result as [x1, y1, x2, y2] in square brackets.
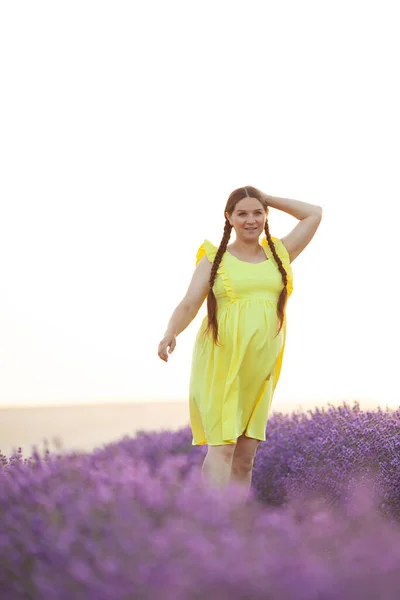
[261, 236, 294, 297]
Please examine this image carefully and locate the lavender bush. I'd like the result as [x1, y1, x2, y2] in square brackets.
[1, 400, 400, 599]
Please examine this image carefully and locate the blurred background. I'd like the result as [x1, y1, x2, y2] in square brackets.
[1, 0, 399, 456]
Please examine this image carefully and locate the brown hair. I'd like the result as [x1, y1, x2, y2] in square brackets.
[204, 185, 288, 345]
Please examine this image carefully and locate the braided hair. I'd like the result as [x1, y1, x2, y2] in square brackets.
[204, 186, 288, 345]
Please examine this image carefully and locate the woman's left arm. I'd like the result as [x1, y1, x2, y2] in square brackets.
[262, 193, 323, 263]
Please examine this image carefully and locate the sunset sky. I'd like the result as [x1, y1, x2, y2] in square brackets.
[0, 1, 398, 411]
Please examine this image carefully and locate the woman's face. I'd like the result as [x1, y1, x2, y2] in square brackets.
[226, 197, 267, 240]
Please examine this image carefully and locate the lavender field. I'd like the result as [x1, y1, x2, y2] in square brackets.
[1, 400, 400, 599]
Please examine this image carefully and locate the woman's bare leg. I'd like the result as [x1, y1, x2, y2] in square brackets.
[230, 434, 261, 503]
[201, 443, 236, 489]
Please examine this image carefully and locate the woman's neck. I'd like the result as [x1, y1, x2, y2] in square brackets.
[228, 239, 262, 255]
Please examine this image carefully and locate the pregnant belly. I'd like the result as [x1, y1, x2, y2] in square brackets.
[218, 300, 283, 356]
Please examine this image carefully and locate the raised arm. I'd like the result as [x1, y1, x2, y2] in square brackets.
[158, 256, 212, 362]
[262, 193, 323, 263]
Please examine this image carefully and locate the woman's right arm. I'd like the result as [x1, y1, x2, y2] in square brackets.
[158, 256, 212, 362]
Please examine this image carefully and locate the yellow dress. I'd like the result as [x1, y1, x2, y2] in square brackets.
[189, 236, 294, 446]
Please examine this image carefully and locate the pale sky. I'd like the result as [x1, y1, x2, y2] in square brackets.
[0, 1, 399, 410]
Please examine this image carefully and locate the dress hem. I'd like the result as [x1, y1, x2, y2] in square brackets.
[191, 432, 266, 446]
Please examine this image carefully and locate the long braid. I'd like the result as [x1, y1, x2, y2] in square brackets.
[204, 218, 232, 345]
[264, 220, 288, 337]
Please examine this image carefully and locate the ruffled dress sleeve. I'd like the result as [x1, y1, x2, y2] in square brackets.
[195, 239, 218, 266]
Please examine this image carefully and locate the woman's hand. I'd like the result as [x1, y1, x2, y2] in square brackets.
[158, 333, 177, 362]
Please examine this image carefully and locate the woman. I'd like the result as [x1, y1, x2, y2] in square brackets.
[158, 186, 322, 501]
